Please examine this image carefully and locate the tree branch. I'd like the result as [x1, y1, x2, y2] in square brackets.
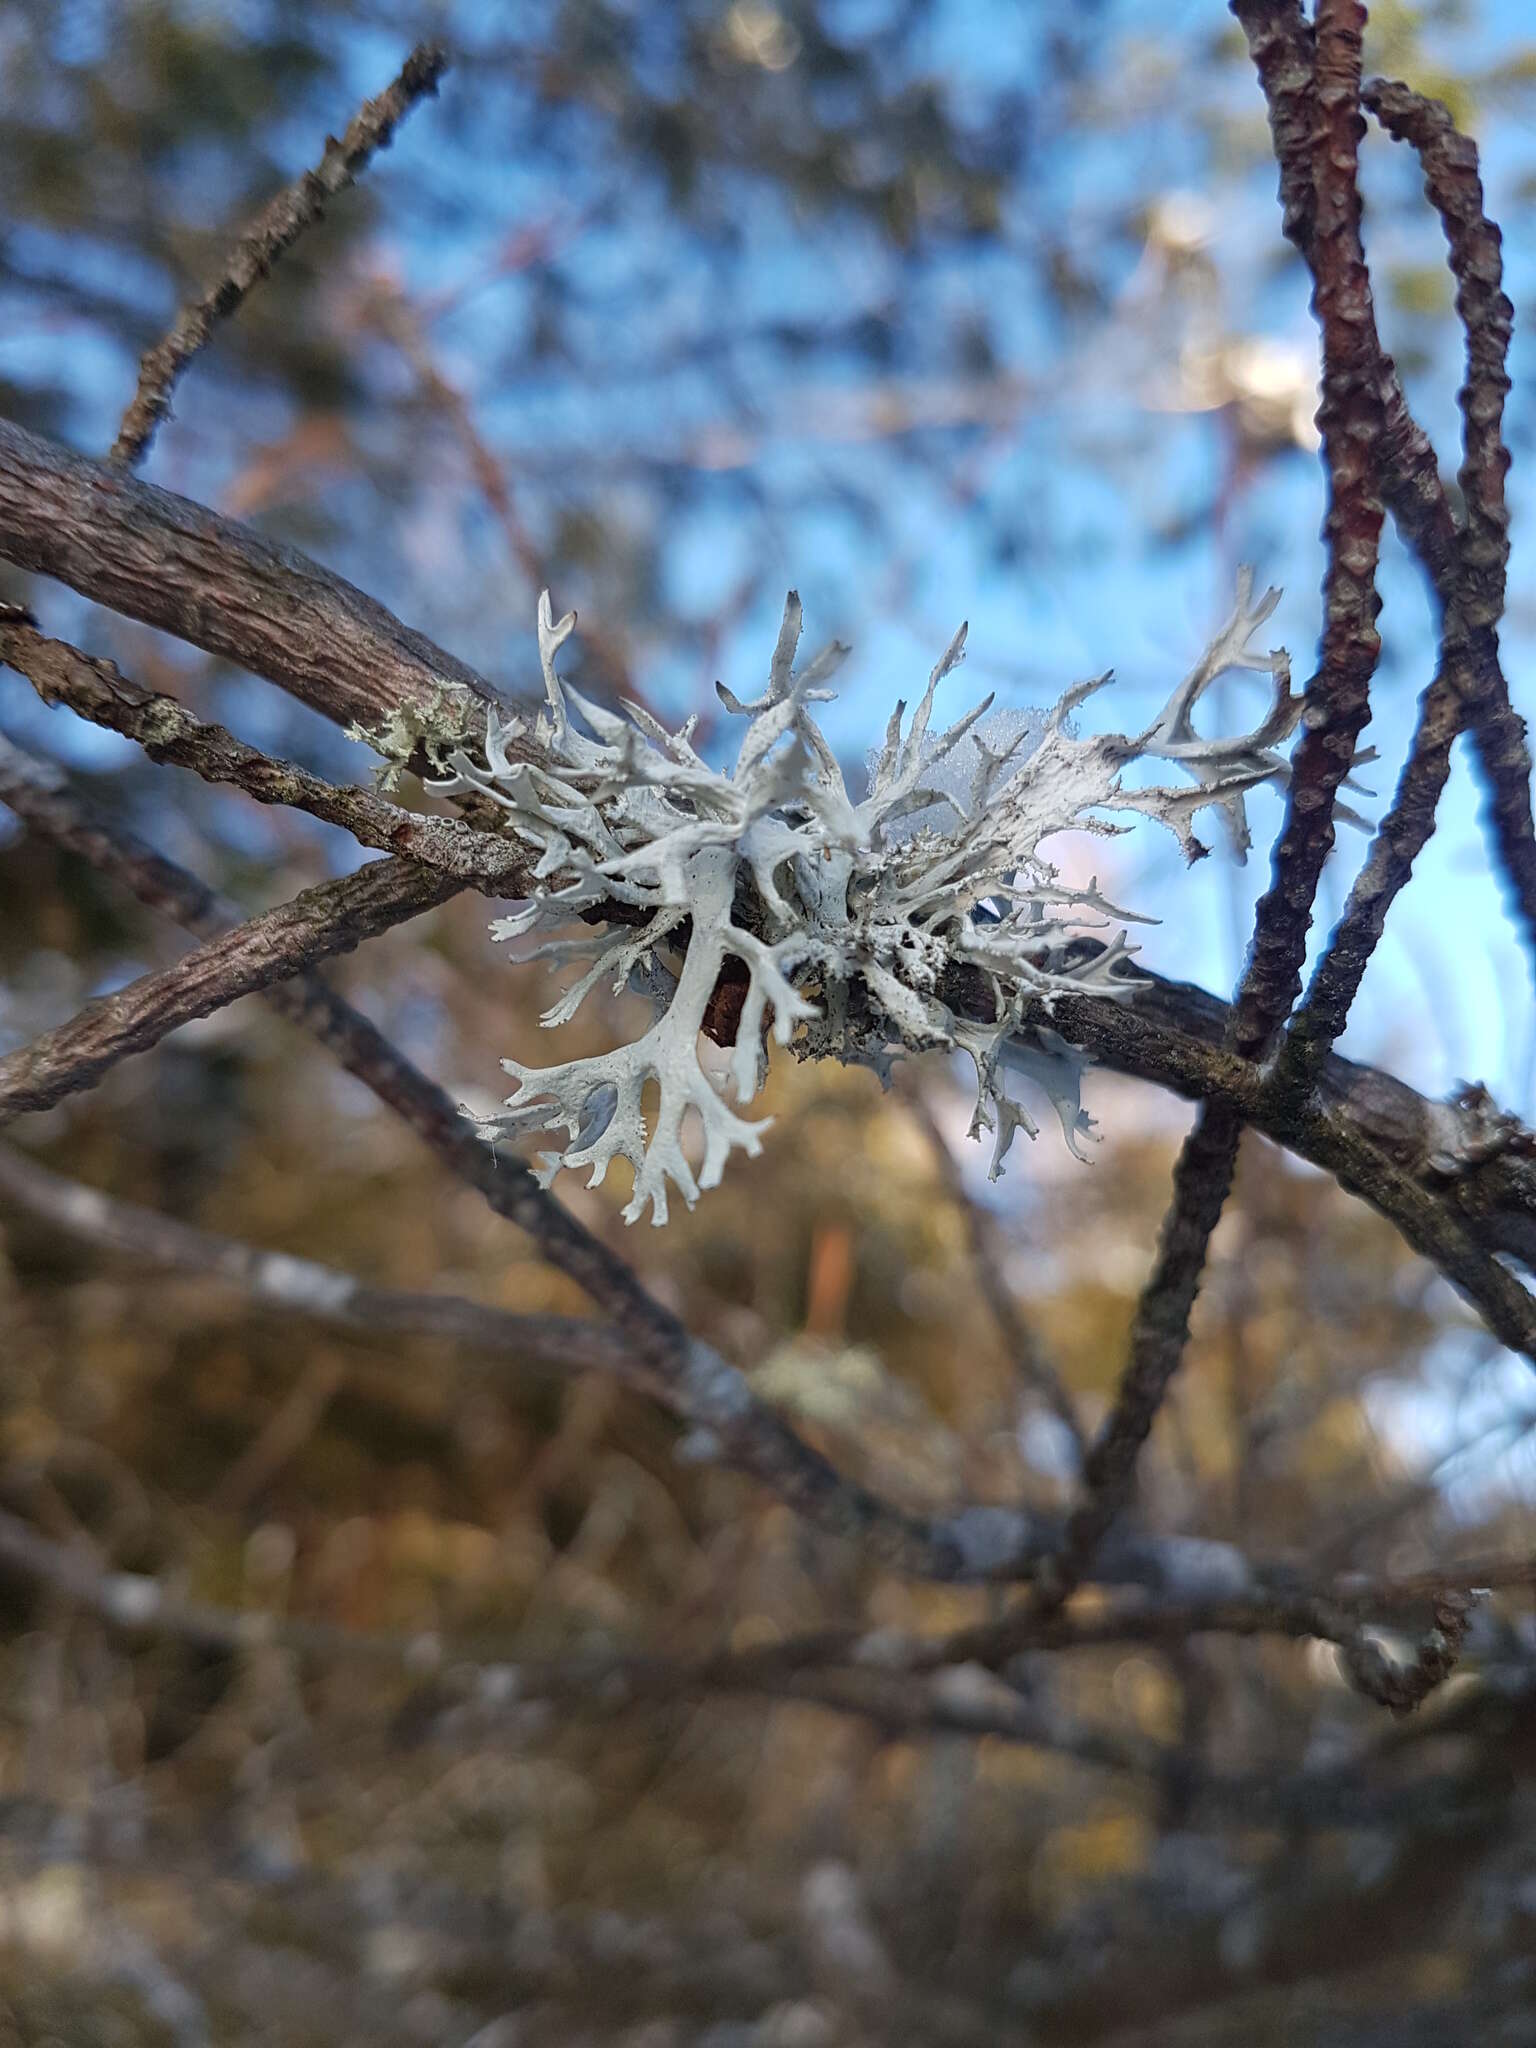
[0, 1494, 1506, 1734]
[111, 43, 450, 469]
[0, 1142, 639, 1387]
[0, 416, 495, 735]
[0, 850, 461, 1125]
[1361, 77, 1534, 962]
[7, 738, 1536, 1583]
[1064, 1102, 1245, 1574]
[1232, 0, 1384, 1064]
[0, 610, 531, 890]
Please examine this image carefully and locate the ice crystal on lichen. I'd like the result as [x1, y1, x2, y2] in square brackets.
[431, 576, 1297, 1223]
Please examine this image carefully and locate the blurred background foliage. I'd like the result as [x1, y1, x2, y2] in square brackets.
[5, 2, 1536, 2043]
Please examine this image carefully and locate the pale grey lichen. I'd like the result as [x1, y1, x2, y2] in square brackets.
[346, 681, 480, 793]
[432, 575, 1297, 1223]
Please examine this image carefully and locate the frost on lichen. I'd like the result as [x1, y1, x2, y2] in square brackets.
[432, 576, 1297, 1223]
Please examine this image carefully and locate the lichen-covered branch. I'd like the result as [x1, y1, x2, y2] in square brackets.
[433, 579, 1296, 1223]
[110, 43, 449, 469]
[0, 610, 532, 891]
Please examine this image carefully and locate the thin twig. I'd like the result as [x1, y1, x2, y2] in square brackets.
[0, 1499, 1505, 1731]
[204, 1354, 349, 1516]
[110, 43, 449, 469]
[0, 850, 460, 1125]
[0, 611, 532, 891]
[1284, 80, 1517, 1069]
[898, 1072, 1087, 1464]
[1361, 78, 1533, 962]
[1232, 0, 1385, 1064]
[1062, 1102, 1245, 1577]
[0, 1143, 641, 1388]
[1233, 5, 1528, 1071]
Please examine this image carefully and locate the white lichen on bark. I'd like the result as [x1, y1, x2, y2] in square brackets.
[428, 575, 1296, 1222]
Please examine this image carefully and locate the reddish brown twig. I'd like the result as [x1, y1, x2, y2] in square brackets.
[1232, 0, 1384, 1063]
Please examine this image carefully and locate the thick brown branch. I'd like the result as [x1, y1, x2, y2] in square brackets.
[0, 611, 531, 891]
[111, 43, 449, 469]
[0, 416, 494, 735]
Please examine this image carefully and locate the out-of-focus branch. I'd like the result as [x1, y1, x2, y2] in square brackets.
[0, 1495, 1512, 1733]
[0, 851, 460, 1125]
[366, 281, 656, 712]
[110, 43, 449, 469]
[0, 611, 531, 891]
[0, 1144, 640, 1388]
[897, 1073, 1087, 1463]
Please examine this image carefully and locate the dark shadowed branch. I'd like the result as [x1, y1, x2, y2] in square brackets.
[1233, 0, 1384, 1064]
